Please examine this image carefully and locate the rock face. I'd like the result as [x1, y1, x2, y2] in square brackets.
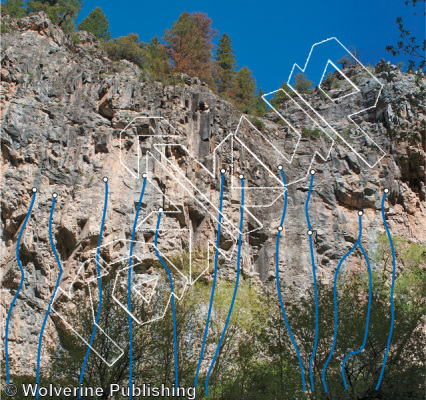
[1, 12, 425, 377]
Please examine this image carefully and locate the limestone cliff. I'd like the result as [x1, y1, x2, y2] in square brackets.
[1, 12, 425, 378]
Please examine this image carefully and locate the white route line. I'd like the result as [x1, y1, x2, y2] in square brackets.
[131, 274, 159, 304]
[50, 308, 124, 367]
[233, 116, 289, 188]
[150, 150, 264, 236]
[119, 116, 184, 179]
[111, 244, 189, 326]
[153, 143, 215, 179]
[318, 60, 361, 102]
[146, 150, 243, 237]
[285, 36, 386, 168]
[51, 258, 124, 367]
[134, 176, 181, 230]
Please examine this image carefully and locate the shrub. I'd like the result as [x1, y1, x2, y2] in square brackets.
[102, 34, 148, 68]
[70, 33, 81, 45]
[293, 73, 314, 94]
[1, 23, 10, 34]
[301, 127, 321, 140]
[249, 116, 265, 131]
[322, 71, 340, 90]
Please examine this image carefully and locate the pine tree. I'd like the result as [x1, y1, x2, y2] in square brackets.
[254, 88, 268, 117]
[1, 0, 27, 18]
[27, 0, 83, 33]
[190, 11, 218, 42]
[293, 72, 314, 94]
[163, 11, 214, 85]
[271, 81, 294, 106]
[145, 35, 170, 81]
[78, 7, 111, 40]
[234, 66, 257, 114]
[215, 33, 237, 94]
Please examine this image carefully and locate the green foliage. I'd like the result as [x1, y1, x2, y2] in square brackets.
[33, 232, 424, 399]
[1, 0, 26, 18]
[214, 33, 237, 95]
[374, 233, 426, 313]
[293, 72, 314, 94]
[301, 127, 322, 140]
[27, 0, 83, 33]
[77, 6, 111, 40]
[322, 71, 340, 90]
[1, 23, 11, 33]
[337, 54, 355, 68]
[249, 116, 265, 131]
[386, 0, 425, 71]
[233, 66, 257, 114]
[144, 35, 170, 82]
[270, 81, 294, 107]
[163, 11, 215, 86]
[215, 33, 236, 72]
[70, 32, 80, 44]
[254, 88, 268, 117]
[350, 74, 362, 85]
[337, 126, 355, 143]
[103, 34, 148, 68]
[102, 34, 172, 83]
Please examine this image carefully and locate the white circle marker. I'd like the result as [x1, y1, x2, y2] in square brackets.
[278, 165, 283, 170]
[278, 226, 283, 231]
[308, 230, 313, 236]
[52, 193, 58, 198]
[358, 211, 363, 216]
[142, 173, 147, 178]
[159, 207, 163, 212]
[239, 174, 244, 179]
[384, 188, 389, 194]
[103, 177, 108, 182]
[310, 169, 316, 175]
[32, 187, 37, 193]
[220, 168, 226, 174]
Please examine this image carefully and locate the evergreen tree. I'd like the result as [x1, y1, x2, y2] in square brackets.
[234, 66, 257, 114]
[145, 35, 170, 81]
[27, 0, 83, 33]
[254, 88, 268, 117]
[1, 0, 27, 18]
[190, 11, 218, 42]
[293, 72, 314, 94]
[270, 81, 294, 106]
[77, 7, 110, 40]
[103, 34, 148, 68]
[163, 11, 214, 86]
[215, 33, 237, 94]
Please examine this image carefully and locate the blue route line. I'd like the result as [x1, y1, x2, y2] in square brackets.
[5, 189, 37, 384]
[205, 175, 245, 397]
[375, 189, 396, 390]
[341, 242, 372, 389]
[322, 213, 363, 393]
[155, 211, 179, 387]
[79, 178, 108, 396]
[128, 177, 147, 399]
[36, 194, 62, 398]
[194, 171, 225, 394]
[276, 168, 307, 392]
[305, 171, 318, 391]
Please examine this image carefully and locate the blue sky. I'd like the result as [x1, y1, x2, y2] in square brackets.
[76, 0, 425, 92]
